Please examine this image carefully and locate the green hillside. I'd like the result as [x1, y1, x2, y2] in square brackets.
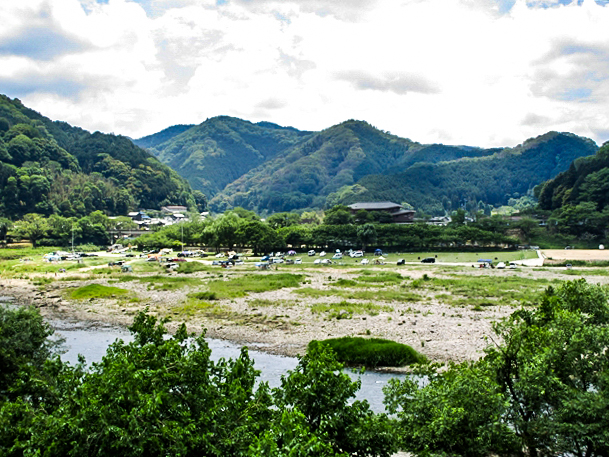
[538, 142, 609, 211]
[209, 120, 501, 213]
[347, 132, 598, 214]
[134, 124, 195, 149]
[139, 116, 312, 199]
[0, 95, 201, 218]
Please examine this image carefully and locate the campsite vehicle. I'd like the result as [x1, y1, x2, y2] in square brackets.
[165, 263, 178, 270]
[313, 259, 321, 264]
[308, 250, 316, 256]
[332, 253, 343, 259]
[160, 248, 173, 255]
[566, 264, 573, 270]
[215, 252, 225, 258]
[319, 251, 327, 257]
[350, 251, 364, 258]
[272, 258, 284, 264]
[496, 262, 506, 269]
[169, 258, 187, 262]
[509, 262, 517, 269]
[421, 257, 436, 263]
[321, 259, 333, 265]
[285, 259, 294, 265]
[361, 258, 370, 265]
[397, 259, 405, 265]
[294, 258, 302, 264]
[108, 261, 124, 267]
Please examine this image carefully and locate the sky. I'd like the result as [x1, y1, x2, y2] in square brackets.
[1, 0, 609, 148]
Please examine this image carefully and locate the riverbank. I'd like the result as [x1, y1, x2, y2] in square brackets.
[6, 257, 602, 367]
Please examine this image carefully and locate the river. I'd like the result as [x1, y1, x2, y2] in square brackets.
[51, 319, 405, 413]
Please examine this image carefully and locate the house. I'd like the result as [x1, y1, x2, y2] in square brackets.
[347, 202, 415, 223]
[129, 211, 150, 222]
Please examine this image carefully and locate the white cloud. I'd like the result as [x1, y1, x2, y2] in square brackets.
[0, 0, 608, 148]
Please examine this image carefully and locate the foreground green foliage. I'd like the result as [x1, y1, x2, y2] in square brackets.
[0, 309, 396, 456]
[385, 279, 609, 457]
[313, 337, 427, 368]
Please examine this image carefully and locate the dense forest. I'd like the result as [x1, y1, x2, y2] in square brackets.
[136, 117, 312, 200]
[532, 141, 609, 240]
[0, 95, 203, 219]
[347, 132, 598, 215]
[138, 118, 597, 215]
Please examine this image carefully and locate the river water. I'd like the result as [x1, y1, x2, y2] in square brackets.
[51, 320, 405, 413]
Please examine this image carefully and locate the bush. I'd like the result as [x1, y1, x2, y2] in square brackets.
[311, 336, 427, 368]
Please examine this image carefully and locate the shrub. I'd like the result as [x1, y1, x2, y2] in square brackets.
[310, 336, 427, 368]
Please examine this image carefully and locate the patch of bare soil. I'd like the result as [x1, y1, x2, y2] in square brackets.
[542, 249, 609, 261]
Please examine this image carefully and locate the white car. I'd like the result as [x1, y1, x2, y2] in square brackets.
[321, 259, 333, 264]
[272, 258, 284, 264]
[313, 259, 321, 264]
[215, 252, 225, 258]
[350, 251, 363, 258]
[308, 250, 316, 256]
[294, 258, 302, 264]
[332, 253, 343, 259]
[496, 262, 506, 269]
[319, 251, 326, 257]
[361, 258, 370, 265]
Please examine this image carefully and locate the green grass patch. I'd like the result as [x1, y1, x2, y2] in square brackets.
[206, 273, 305, 299]
[295, 287, 420, 302]
[310, 300, 393, 318]
[190, 291, 218, 300]
[412, 274, 557, 307]
[118, 275, 203, 290]
[311, 337, 427, 368]
[561, 269, 609, 276]
[248, 298, 296, 307]
[68, 284, 130, 300]
[177, 262, 213, 274]
[356, 271, 404, 284]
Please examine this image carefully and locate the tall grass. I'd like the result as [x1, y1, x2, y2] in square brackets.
[206, 273, 305, 299]
[311, 337, 427, 368]
[69, 284, 129, 300]
[310, 300, 393, 318]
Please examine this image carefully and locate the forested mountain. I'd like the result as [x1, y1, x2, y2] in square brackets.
[134, 124, 195, 149]
[0, 95, 201, 219]
[538, 141, 609, 211]
[346, 132, 598, 214]
[136, 116, 313, 199]
[208, 120, 502, 213]
[140, 116, 597, 215]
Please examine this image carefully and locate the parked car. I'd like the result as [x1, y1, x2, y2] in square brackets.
[321, 259, 333, 264]
[421, 257, 436, 263]
[397, 259, 405, 265]
[294, 258, 302, 264]
[509, 262, 517, 269]
[308, 250, 316, 256]
[332, 253, 343, 259]
[215, 252, 225, 258]
[319, 251, 326, 257]
[361, 258, 370, 265]
[313, 259, 321, 264]
[496, 262, 506, 269]
[350, 251, 364, 258]
[272, 258, 284, 264]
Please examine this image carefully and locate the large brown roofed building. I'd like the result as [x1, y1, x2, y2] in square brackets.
[347, 201, 415, 223]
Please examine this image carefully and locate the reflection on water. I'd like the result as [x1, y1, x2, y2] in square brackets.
[51, 320, 404, 413]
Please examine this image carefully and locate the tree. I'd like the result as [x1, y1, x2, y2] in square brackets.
[323, 206, 354, 225]
[0, 217, 12, 246]
[266, 212, 301, 229]
[384, 280, 609, 457]
[275, 342, 397, 457]
[17, 213, 48, 248]
[357, 223, 377, 251]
